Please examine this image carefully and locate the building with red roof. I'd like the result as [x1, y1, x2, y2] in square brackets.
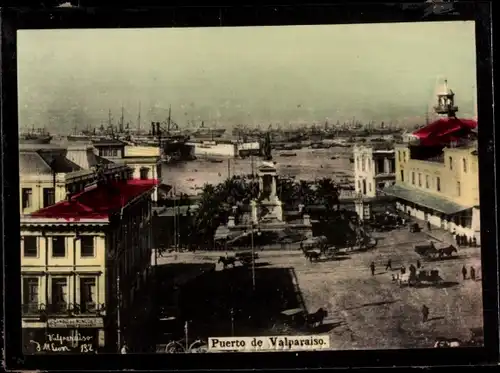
[21, 173, 158, 354]
[383, 80, 480, 243]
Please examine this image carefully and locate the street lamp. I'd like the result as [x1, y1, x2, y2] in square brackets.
[230, 308, 235, 336]
[250, 223, 261, 291]
[184, 321, 189, 351]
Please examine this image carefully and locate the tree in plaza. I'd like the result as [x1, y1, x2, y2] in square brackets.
[276, 177, 299, 208]
[192, 176, 259, 248]
[314, 177, 341, 213]
[192, 183, 221, 247]
[297, 180, 314, 206]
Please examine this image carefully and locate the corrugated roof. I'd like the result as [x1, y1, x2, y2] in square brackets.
[412, 117, 477, 147]
[19, 152, 53, 174]
[29, 179, 158, 220]
[382, 184, 472, 215]
[38, 152, 82, 173]
[92, 139, 126, 146]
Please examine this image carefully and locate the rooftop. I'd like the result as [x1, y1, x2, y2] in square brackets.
[412, 117, 477, 147]
[19, 143, 63, 151]
[382, 184, 472, 215]
[20, 151, 82, 174]
[27, 179, 158, 221]
[92, 138, 126, 147]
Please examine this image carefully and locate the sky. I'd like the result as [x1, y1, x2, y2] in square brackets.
[17, 21, 477, 133]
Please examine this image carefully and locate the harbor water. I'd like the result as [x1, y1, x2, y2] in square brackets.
[161, 146, 355, 195]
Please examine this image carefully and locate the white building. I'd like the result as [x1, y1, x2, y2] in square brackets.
[353, 145, 396, 198]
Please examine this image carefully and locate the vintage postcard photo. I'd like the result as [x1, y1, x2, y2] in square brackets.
[17, 21, 483, 355]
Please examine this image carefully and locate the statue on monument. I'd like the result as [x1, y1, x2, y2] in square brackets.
[263, 132, 273, 161]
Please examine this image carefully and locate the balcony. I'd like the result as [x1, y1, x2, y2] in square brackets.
[22, 303, 106, 317]
[22, 303, 44, 316]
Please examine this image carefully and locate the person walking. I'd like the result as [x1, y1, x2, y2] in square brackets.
[427, 221, 431, 231]
[416, 259, 421, 269]
[370, 262, 376, 276]
[400, 265, 406, 275]
[121, 343, 129, 354]
[421, 305, 429, 323]
[470, 266, 476, 281]
[462, 265, 468, 280]
[385, 259, 392, 271]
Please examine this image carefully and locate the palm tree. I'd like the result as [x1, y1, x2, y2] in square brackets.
[297, 180, 314, 206]
[276, 177, 298, 208]
[315, 177, 340, 213]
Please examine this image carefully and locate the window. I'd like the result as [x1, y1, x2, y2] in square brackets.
[404, 151, 408, 162]
[356, 157, 360, 171]
[463, 158, 467, 172]
[436, 177, 441, 192]
[357, 180, 361, 191]
[411, 172, 415, 185]
[22, 277, 39, 314]
[390, 159, 395, 173]
[368, 183, 372, 192]
[418, 173, 422, 187]
[457, 181, 461, 196]
[22, 188, 32, 209]
[377, 158, 384, 174]
[400, 170, 404, 182]
[425, 175, 430, 189]
[23, 236, 37, 257]
[51, 278, 68, 312]
[80, 236, 95, 257]
[362, 157, 366, 172]
[398, 151, 401, 163]
[112, 149, 118, 157]
[449, 156, 453, 170]
[52, 236, 66, 257]
[80, 277, 97, 313]
[43, 187, 55, 208]
[140, 167, 149, 180]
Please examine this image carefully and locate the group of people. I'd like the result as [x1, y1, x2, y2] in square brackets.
[454, 233, 477, 248]
[461, 265, 478, 281]
[369, 259, 422, 277]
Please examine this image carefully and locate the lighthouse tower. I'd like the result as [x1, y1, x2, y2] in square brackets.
[433, 79, 459, 118]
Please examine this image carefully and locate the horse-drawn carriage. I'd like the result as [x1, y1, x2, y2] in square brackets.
[235, 251, 259, 266]
[409, 223, 421, 233]
[218, 251, 259, 268]
[415, 242, 458, 259]
[397, 268, 442, 287]
[271, 307, 328, 333]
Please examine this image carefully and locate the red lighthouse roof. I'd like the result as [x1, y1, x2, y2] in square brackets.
[28, 179, 158, 221]
[411, 117, 477, 147]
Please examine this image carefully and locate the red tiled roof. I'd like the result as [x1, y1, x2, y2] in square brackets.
[412, 117, 477, 146]
[29, 179, 158, 220]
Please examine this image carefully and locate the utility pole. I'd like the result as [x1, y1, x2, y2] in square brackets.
[227, 159, 231, 179]
[120, 105, 124, 133]
[251, 155, 254, 179]
[116, 274, 121, 352]
[250, 224, 256, 291]
[137, 101, 141, 132]
[173, 186, 177, 251]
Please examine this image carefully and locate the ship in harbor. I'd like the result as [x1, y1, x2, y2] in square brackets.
[19, 126, 52, 144]
[191, 121, 226, 139]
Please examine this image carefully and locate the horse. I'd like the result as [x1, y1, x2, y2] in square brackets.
[438, 245, 458, 258]
[306, 308, 328, 328]
[218, 256, 236, 269]
[304, 250, 321, 263]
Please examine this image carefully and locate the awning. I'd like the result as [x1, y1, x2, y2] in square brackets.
[381, 184, 472, 215]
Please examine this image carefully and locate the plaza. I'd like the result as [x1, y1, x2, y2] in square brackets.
[155, 225, 483, 350]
